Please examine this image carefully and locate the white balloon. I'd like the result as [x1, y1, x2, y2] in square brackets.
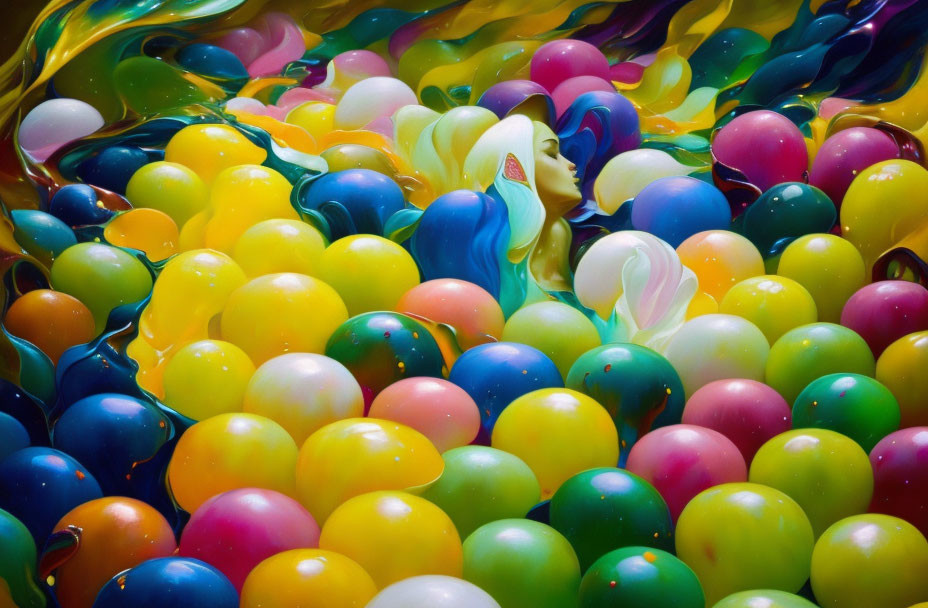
[593, 148, 692, 214]
[366, 575, 501, 608]
[335, 76, 418, 130]
[19, 98, 104, 162]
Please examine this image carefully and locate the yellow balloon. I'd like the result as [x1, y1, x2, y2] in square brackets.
[500, 301, 601, 379]
[164, 124, 267, 184]
[719, 275, 818, 344]
[163, 340, 255, 421]
[776, 234, 866, 323]
[104, 208, 179, 262]
[841, 159, 928, 272]
[240, 549, 377, 608]
[491, 388, 618, 498]
[204, 164, 299, 254]
[286, 102, 337, 142]
[125, 161, 209, 227]
[177, 210, 209, 252]
[677, 230, 765, 303]
[320, 235, 421, 316]
[233, 219, 326, 278]
[167, 413, 298, 513]
[686, 290, 719, 319]
[295, 418, 443, 523]
[220, 273, 348, 365]
[876, 331, 928, 427]
[594, 149, 693, 215]
[319, 491, 463, 588]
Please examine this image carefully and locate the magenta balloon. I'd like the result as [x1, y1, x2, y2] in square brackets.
[712, 110, 808, 192]
[681, 379, 792, 464]
[551, 75, 615, 117]
[840, 281, 928, 357]
[869, 427, 928, 538]
[809, 127, 899, 207]
[530, 39, 611, 93]
[626, 424, 748, 522]
[179, 488, 320, 590]
[609, 62, 644, 84]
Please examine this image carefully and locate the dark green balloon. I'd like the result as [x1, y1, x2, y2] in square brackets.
[566, 344, 684, 465]
[0, 508, 44, 608]
[743, 183, 836, 256]
[579, 546, 704, 608]
[550, 468, 673, 570]
[792, 373, 900, 452]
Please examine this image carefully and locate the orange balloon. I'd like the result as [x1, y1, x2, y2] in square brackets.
[4, 289, 96, 363]
[677, 231, 765, 303]
[104, 208, 179, 261]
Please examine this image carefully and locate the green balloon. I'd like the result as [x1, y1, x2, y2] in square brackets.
[792, 373, 900, 452]
[743, 182, 836, 257]
[114, 56, 210, 114]
[422, 446, 541, 538]
[50, 242, 153, 332]
[463, 519, 580, 608]
[579, 546, 704, 608]
[0, 508, 44, 608]
[713, 589, 818, 608]
[7, 335, 56, 405]
[550, 468, 673, 570]
[501, 302, 601, 379]
[765, 323, 875, 404]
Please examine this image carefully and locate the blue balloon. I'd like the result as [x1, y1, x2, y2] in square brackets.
[0, 378, 49, 447]
[296, 169, 406, 240]
[93, 557, 239, 608]
[10, 210, 76, 262]
[49, 184, 114, 226]
[0, 412, 30, 461]
[0, 447, 102, 543]
[176, 43, 248, 82]
[77, 146, 151, 195]
[631, 176, 731, 247]
[449, 342, 563, 437]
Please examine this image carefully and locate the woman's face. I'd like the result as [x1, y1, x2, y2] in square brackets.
[532, 122, 581, 215]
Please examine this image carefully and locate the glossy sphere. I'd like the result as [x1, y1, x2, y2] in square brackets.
[595, 148, 692, 214]
[286, 102, 336, 141]
[19, 98, 103, 161]
[677, 230, 765, 304]
[777, 234, 866, 323]
[0, 413, 29, 461]
[840, 281, 928, 357]
[321, 235, 420, 315]
[713, 590, 817, 608]
[501, 302, 601, 379]
[530, 39, 611, 93]
[626, 425, 747, 522]
[869, 427, 928, 538]
[50, 243, 153, 332]
[49, 184, 113, 227]
[334, 77, 417, 130]
[167, 413, 298, 513]
[179, 489, 320, 591]
[719, 275, 818, 344]
[811, 514, 928, 608]
[104, 208, 179, 261]
[578, 547, 705, 608]
[675, 483, 814, 605]
[463, 519, 580, 608]
[664, 314, 770, 398]
[750, 429, 873, 537]
[367, 575, 501, 608]
[125, 161, 210, 227]
[713, 110, 808, 192]
[491, 388, 619, 498]
[550, 468, 673, 569]
[809, 127, 900, 206]
[877, 331, 928, 426]
[164, 124, 267, 184]
[320, 491, 463, 588]
[682, 379, 792, 463]
[765, 323, 875, 405]
[792, 373, 899, 453]
[298, 169, 405, 241]
[51, 498, 177, 608]
[631, 177, 731, 248]
[162, 340, 255, 421]
[10, 209, 76, 263]
[241, 549, 377, 608]
[243, 353, 363, 444]
[422, 446, 540, 539]
[551, 75, 615, 117]
[295, 418, 443, 523]
[742, 183, 836, 256]
[4, 289, 95, 363]
[220, 273, 348, 365]
[91, 557, 238, 608]
[396, 279, 505, 350]
[232, 219, 326, 278]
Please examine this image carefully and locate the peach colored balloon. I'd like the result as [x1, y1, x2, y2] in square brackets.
[396, 279, 505, 351]
[677, 230, 765, 304]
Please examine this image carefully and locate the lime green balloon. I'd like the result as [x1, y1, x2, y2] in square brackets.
[713, 590, 817, 608]
[749, 429, 873, 537]
[765, 323, 875, 404]
[675, 483, 814, 605]
[463, 519, 580, 608]
[50, 242, 153, 331]
[501, 302, 600, 379]
[811, 514, 928, 608]
[422, 446, 541, 539]
[0, 508, 44, 608]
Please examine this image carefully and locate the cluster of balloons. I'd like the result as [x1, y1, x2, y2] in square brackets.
[3, 1, 928, 608]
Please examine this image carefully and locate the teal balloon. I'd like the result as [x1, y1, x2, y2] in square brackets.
[7, 333, 56, 404]
[550, 468, 673, 570]
[578, 547, 704, 608]
[422, 446, 541, 538]
[11, 209, 76, 263]
[0, 508, 44, 608]
[792, 373, 900, 452]
[743, 183, 836, 256]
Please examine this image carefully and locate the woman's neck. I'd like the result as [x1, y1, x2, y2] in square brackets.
[530, 216, 572, 292]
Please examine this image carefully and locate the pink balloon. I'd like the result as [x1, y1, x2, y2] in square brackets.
[869, 427, 928, 538]
[396, 279, 505, 351]
[610, 62, 644, 84]
[809, 127, 899, 207]
[368, 377, 481, 452]
[332, 50, 391, 79]
[626, 424, 747, 522]
[216, 27, 265, 66]
[712, 110, 808, 193]
[682, 379, 792, 464]
[217, 13, 305, 78]
[179, 488, 319, 590]
[530, 39, 612, 93]
[550, 75, 615, 117]
[277, 87, 336, 110]
[840, 281, 928, 357]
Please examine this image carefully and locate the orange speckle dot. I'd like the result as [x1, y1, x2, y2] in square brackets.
[643, 551, 657, 563]
[158, 420, 166, 428]
[412, 332, 419, 339]
[75, 470, 85, 480]
[604, 364, 612, 372]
